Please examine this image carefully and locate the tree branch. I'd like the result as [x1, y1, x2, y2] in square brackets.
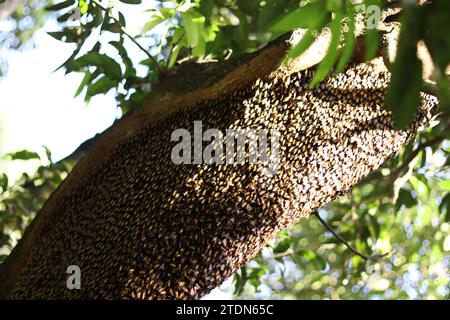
[313, 212, 391, 261]
[389, 135, 446, 181]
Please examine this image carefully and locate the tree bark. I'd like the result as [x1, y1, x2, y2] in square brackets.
[0, 31, 438, 299]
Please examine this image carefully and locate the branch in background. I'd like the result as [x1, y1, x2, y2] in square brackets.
[313, 212, 392, 261]
[91, 0, 161, 74]
[387, 117, 449, 182]
[388, 134, 446, 181]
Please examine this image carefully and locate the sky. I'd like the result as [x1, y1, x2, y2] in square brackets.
[0, 28, 118, 180]
[0, 1, 233, 300]
[0, 1, 155, 180]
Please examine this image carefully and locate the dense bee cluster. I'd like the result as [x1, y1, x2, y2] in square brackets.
[10, 61, 437, 299]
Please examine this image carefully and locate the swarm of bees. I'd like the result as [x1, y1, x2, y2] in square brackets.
[9, 59, 437, 299]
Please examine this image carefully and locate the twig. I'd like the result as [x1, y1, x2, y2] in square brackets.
[274, 249, 294, 259]
[91, 0, 161, 74]
[387, 118, 449, 182]
[312, 212, 391, 261]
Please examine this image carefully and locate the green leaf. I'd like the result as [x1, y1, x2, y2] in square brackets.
[160, 7, 176, 19]
[54, 42, 84, 72]
[368, 215, 381, 239]
[313, 255, 327, 270]
[0, 173, 8, 193]
[310, 10, 343, 86]
[269, 1, 327, 32]
[86, 76, 116, 97]
[57, 11, 76, 23]
[352, 255, 363, 269]
[248, 267, 264, 287]
[234, 266, 247, 295]
[336, 4, 355, 73]
[169, 44, 182, 68]
[396, 189, 417, 211]
[385, 54, 421, 129]
[167, 28, 186, 67]
[42, 145, 53, 164]
[192, 37, 206, 57]
[48, 27, 79, 43]
[409, 176, 429, 201]
[438, 180, 450, 191]
[181, 10, 205, 48]
[304, 250, 316, 260]
[7, 150, 40, 161]
[47, 31, 68, 41]
[67, 52, 122, 81]
[109, 40, 136, 78]
[385, 7, 423, 129]
[287, 7, 329, 59]
[45, 0, 75, 11]
[365, 28, 379, 61]
[439, 193, 450, 222]
[102, 21, 122, 33]
[199, 0, 215, 19]
[119, 0, 142, 4]
[142, 11, 166, 33]
[273, 238, 291, 254]
[74, 71, 92, 98]
[119, 90, 146, 114]
[85, 6, 104, 29]
[422, 1, 450, 72]
[118, 12, 126, 27]
[295, 249, 316, 263]
[231, 8, 249, 50]
[288, 30, 315, 58]
[177, 0, 192, 12]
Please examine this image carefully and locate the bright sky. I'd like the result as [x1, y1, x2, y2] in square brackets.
[0, 1, 161, 180]
[0, 29, 118, 180]
[0, 2, 232, 299]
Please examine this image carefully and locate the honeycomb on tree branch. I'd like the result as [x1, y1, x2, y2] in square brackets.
[0, 32, 438, 300]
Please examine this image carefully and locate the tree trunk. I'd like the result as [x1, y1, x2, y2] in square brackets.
[0, 32, 437, 299]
